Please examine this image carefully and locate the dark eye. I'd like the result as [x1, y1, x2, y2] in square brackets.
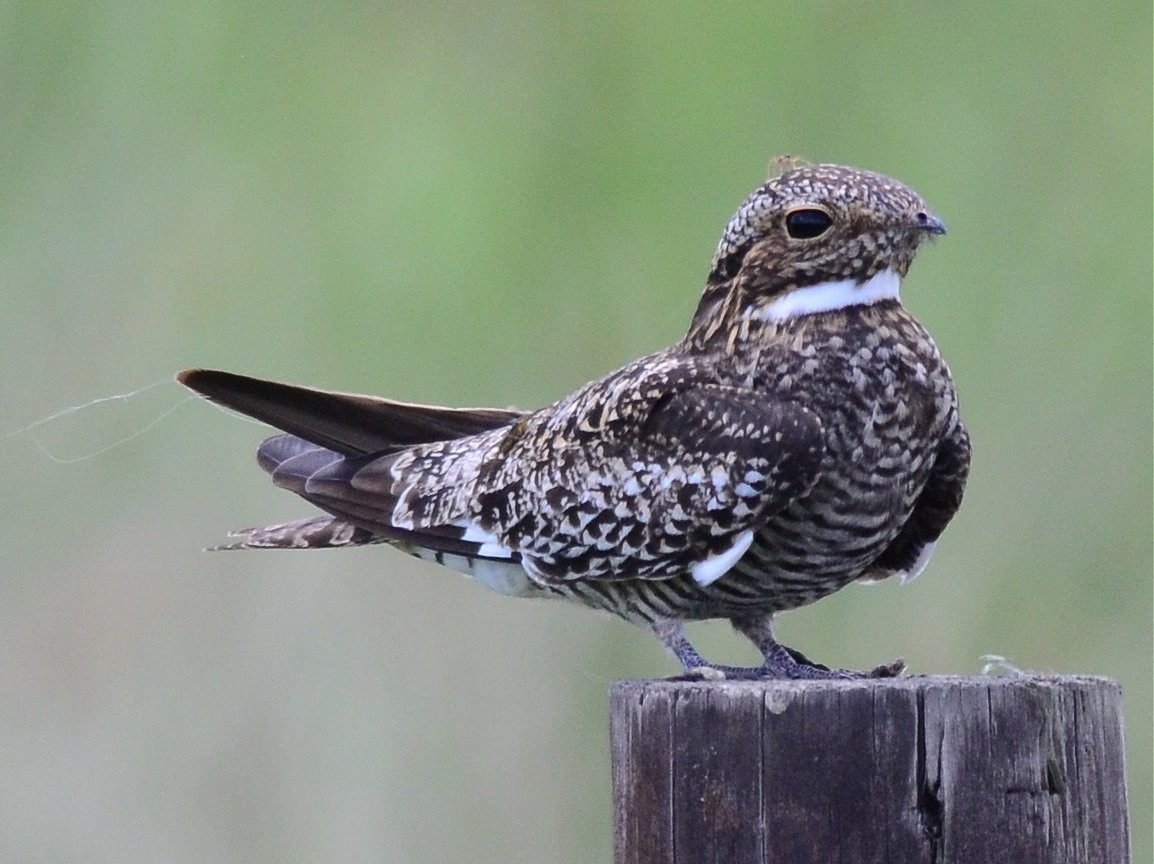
[785, 208, 833, 240]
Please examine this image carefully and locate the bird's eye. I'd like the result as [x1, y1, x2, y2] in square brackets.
[785, 208, 833, 240]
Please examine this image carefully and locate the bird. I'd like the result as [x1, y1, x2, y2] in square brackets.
[178, 161, 970, 680]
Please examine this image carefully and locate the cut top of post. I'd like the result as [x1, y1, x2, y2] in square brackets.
[610, 675, 1130, 864]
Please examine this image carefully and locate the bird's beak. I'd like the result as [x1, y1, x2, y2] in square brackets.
[914, 211, 947, 236]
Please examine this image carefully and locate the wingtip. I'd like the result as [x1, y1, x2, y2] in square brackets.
[176, 368, 248, 399]
[176, 368, 211, 390]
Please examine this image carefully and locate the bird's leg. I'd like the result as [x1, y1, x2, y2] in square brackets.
[650, 618, 830, 682]
[651, 618, 904, 681]
[653, 620, 777, 680]
[651, 620, 727, 679]
[730, 614, 906, 680]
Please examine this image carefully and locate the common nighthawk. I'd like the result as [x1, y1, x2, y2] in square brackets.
[179, 162, 970, 679]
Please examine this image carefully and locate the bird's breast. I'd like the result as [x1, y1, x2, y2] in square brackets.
[734, 306, 957, 593]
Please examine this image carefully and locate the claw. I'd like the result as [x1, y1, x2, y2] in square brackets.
[684, 665, 728, 681]
[866, 658, 906, 678]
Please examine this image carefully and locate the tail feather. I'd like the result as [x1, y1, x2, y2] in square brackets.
[257, 434, 327, 474]
[213, 516, 379, 550]
[178, 368, 525, 455]
[251, 430, 516, 562]
[179, 368, 524, 564]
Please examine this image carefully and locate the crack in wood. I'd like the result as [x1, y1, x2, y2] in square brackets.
[609, 677, 1128, 864]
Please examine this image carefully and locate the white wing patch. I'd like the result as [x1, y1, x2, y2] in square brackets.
[691, 529, 755, 587]
[456, 521, 516, 559]
[757, 268, 900, 322]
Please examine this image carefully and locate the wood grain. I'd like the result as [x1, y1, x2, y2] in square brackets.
[610, 676, 1129, 864]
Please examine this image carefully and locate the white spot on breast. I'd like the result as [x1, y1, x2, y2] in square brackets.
[691, 529, 755, 587]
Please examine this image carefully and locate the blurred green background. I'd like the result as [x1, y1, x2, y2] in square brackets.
[1, 3, 1150, 862]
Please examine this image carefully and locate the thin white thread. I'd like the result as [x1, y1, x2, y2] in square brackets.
[26, 397, 195, 464]
[0, 379, 172, 440]
[1, 375, 267, 464]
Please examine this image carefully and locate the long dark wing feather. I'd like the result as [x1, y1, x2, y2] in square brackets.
[177, 369, 525, 455]
[253, 432, 505, 557]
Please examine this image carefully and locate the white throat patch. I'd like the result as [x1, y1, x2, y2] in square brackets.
[756, 267, 901, 322]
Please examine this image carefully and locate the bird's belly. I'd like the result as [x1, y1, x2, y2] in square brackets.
[691, 454, 930, 616]
[534, 456, 930, 624]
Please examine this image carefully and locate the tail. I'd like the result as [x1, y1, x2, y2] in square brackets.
[178, 368, 526, 562]
[211, 429, 536, 598]
[177, 368, 525, 455]
[211, 516, 380, 550]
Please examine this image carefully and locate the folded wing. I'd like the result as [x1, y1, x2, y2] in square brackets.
[177, 369, 525, 455]
[180, 367, 826, 594]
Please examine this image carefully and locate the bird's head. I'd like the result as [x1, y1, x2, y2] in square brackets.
[688, 162, 944, 344]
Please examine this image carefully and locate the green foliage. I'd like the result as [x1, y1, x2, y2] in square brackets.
[1, 2, 1149, 861]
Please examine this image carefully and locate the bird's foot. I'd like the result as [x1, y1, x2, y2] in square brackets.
[672, 649, 905, 681]
[680, 665, 728, 681]
[655, 619, 904, 681]
[772, 643, 906, 679]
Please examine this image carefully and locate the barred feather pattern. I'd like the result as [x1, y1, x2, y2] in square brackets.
[461, 302, 965, 626]
[181, 162, 971, 675]
[228, 300, 964, 631]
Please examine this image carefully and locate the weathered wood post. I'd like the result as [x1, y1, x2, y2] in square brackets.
[610, 676, 1129, 864]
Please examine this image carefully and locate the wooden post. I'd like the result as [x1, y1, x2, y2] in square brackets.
[610, 676, 1129, 864]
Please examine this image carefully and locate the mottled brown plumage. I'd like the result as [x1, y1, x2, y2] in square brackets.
[179, 162, 970, 679]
